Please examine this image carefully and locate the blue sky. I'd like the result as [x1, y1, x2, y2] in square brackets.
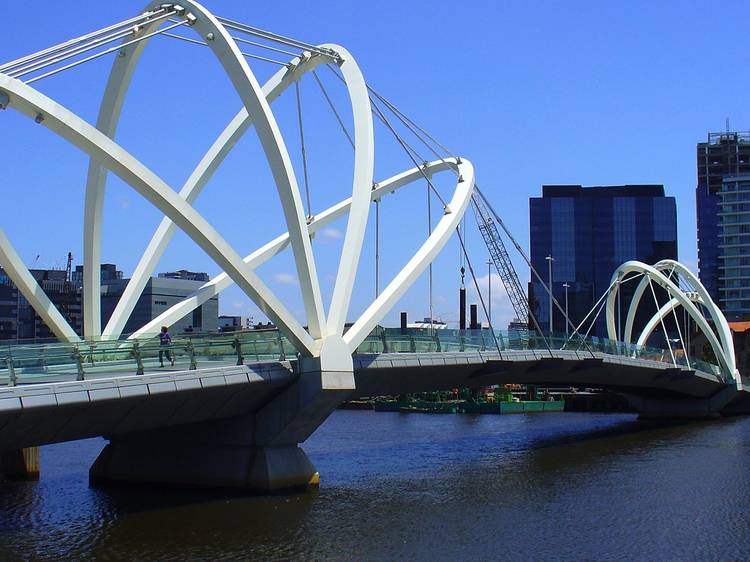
[1, 0, 749, 332]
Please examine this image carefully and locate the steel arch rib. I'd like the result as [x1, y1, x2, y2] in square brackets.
[605, 260, 736, 380]
[84, 0, 327, 340]
[128, 159, 462, 340]
[102, 52, 332, 339]
[343, 161, 475, 352]
[635, 294, 702, 349]
[0, 73, 316, 356]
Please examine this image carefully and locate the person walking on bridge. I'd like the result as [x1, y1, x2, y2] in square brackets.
[159, 325, 174, 367]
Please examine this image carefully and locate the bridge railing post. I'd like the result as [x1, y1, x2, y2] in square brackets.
[72, 345, 85, 381]
[6, 351, 16, 387]
[232, 335, 244, 366]
[379, 329, 389, 353]
[433, 332, 441, 352]
[277, 331, 286, 361]
[252, 339, 259, 362]
[130, 342, 144, 376]
[185, 339, 197, 370]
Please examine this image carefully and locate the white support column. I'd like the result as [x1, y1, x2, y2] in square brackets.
[0, 73, 316, 356]
[127, 159, 460, 340]
[323, 46, 374, 337]
[101, 52, 330, 338]
[82, 12, 165, 337]
[343, 160, 475, 352]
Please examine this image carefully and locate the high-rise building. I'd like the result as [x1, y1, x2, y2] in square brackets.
[718, 175, 750, 320]
[696, 131, 750, 306]
[529, 185, 677, 339]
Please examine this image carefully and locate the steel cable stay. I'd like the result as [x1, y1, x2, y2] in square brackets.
[0, 8, 173, 74]
[294, 78, 313, 219]
[24, 20, 191, 84]
[563, 273, 643, 349]
[647, 278, 676, 365]
[161, 32, 291, 66]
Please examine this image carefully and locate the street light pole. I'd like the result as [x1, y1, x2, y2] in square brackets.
[562, 282, 570, 336]
[545, 255, 554, 334]
[487, 260, 492, 329]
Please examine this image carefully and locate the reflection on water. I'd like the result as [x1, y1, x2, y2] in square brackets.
[1, 411, 749, 560]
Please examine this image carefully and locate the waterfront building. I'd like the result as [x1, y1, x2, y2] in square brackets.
[718, 175, 750, 320]
[529, 184, 677, 338]
[101, 274, 218, 335]
[219, 315, 249, 332]
[157, 269, 210, 282]
[696, 131, 750, 306]
[0, 267, 83, 341]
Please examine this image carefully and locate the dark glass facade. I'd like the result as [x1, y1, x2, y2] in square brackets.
[529, 185, 677, 338]
[696, 131, 750, 306]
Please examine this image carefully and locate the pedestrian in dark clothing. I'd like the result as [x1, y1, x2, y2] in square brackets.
[159, 325, 174, 367]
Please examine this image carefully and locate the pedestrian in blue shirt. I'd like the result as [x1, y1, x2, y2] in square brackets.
[159, 325, 174, 367]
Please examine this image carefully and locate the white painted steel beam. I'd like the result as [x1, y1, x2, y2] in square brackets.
[102, 52, 331, 339]
[127, 160, 461, 340]
[0, 73, 316, 356]
[343, 160, 475, 352]
[605, 259, 737, 382]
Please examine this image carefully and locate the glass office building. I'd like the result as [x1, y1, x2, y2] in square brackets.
[718, 175, 750, 320]
[529, 185, 677, 338]
[696, 131, 750, 306]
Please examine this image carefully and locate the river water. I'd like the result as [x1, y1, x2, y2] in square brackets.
[0, 410, 749, 560]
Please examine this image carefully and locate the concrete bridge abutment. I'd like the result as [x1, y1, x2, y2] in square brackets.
[90, 349, 355, 492]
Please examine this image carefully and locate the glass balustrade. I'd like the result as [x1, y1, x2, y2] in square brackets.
[0, 326, 725, 385]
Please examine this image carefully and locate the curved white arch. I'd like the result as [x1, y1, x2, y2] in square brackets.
[83, 0, 352, 341]
[343, 162, 475, 351]
[128, 159, 464, 341]
[606, 260, 737, 381]
[101, 52, 331, 339]
[0, 4, 475, 365]
[0, 73, 316, 356]
[635, 293, 702, 348]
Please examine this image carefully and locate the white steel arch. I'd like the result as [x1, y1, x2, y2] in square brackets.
[0, 3, 475, 364]
[606, 259, 738, 383]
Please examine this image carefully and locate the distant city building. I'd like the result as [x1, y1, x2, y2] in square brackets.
[101, 276, 218, 335]
[0, 267, 82, 341]
[158, 270, 210, 282]
[406, 317, 448, 330]
[696, 131, 750, 307]
[218, 315, 249, 332]
[529, 185, 677, 338]
[71, 263, 123, 288]
[718, 176, 750, 320]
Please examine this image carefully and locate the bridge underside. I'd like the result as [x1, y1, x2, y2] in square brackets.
[0, 351, 742, 491]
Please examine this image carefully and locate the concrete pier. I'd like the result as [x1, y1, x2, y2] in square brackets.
[0, 447, 40, 480]
[90, 353, 354, 491]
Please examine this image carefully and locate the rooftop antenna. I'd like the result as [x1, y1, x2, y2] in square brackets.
[726, 117, 730, 133]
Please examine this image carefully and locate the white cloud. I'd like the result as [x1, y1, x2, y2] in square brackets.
[272, 272, 298, 285]
[320, 227, 343, 240]
[467, 272, 521, 329]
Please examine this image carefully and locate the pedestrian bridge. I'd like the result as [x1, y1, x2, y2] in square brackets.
[0, 326, 744, 490]
[0, 2, 745, 491]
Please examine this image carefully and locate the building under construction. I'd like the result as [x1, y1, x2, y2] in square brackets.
[696, 130, 750, 308]
[0, 267, 83, 341]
